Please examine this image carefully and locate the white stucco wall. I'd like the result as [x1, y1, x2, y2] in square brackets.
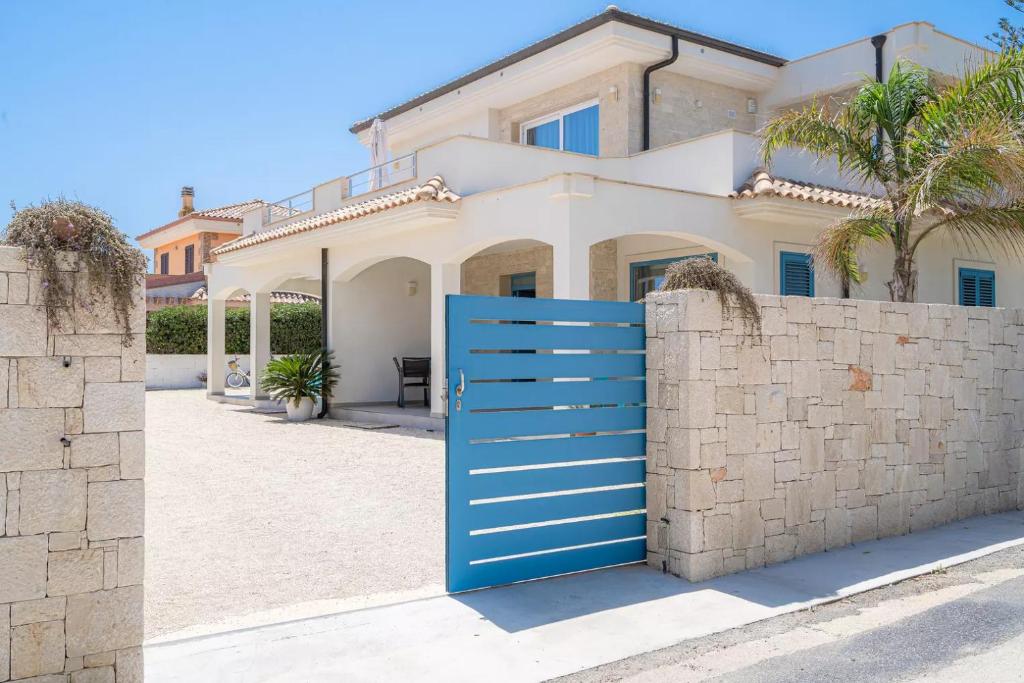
[146, 354, 256, 389]
[331, 258, 431, 405]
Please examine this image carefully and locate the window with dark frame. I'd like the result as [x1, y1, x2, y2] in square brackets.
[159, 252, 169, 275]
[184, 245, 195, 274]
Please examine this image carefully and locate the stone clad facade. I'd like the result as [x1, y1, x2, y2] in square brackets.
[645, 289, 1024, 581]
[0, 247, 144, 682]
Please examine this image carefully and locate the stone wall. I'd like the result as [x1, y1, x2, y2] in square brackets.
[0, 247, 144, 682]
[645, 290, 1024, 581]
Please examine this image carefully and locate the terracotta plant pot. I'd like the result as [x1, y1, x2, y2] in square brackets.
[284, 397, 315, 421]
[51, 217, 78, 242]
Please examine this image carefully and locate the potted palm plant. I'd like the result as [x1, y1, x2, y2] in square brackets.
[260, 351, 338, 421]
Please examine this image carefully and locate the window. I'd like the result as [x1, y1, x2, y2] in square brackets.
[959, 267, 995, 307]
[184, 244, 195, 274]
[629, 253, 718, 301]
[509, 272, 537, 298]
[159, 253, 169, 275]
[780, 251, 814, 297]
[521, 102, 599, 156]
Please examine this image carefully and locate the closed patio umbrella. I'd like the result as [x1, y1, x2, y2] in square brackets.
[368, 117, 388, 191]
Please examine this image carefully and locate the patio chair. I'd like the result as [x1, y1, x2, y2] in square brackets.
[393, 356, 430, 408]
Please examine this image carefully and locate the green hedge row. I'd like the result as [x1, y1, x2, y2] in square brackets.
[146, 303, 322, 354]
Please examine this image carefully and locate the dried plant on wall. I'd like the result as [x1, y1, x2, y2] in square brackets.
[4, 198, 146, 344]
[657, 256, 762, 336]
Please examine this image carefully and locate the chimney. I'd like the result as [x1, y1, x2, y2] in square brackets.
[179, 186, 195, 217]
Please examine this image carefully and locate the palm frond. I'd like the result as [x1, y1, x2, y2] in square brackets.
[911, 205, 1024, 260]
[904, 113, 1024, 219]
[813, 210, 894, 284]
[919, 48, 1024, 133]
[760, 102, 880, 187]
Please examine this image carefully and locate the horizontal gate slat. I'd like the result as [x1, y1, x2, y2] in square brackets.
[453, 295, 644, 324]
[463, 322, 644, 351]
[465, 485, 645, 531]
[466, 512, 647, 561]
[462, 406, 646, 441]
[466, 459, 645, 500]
[460, 353, 645, 380]
[463, 432, 646, 470]
[451, 538, 647, 593]
[465, 379, 645, 410]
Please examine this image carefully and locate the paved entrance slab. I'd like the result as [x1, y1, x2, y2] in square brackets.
[146, 510, 1024, 682]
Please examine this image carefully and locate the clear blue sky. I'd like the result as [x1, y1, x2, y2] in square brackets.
[0, 1, 1009, 246]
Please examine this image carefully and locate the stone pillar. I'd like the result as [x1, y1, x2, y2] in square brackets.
[206, 297, 226, 396]
[249, 292, 272, 400]
[0, 245, 145, 682]
[430, 262, 460, 417]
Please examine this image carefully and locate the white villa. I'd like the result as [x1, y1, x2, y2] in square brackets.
[204, 7, 1010, 424]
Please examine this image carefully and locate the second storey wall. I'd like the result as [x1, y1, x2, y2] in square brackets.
[495, 63, 759, 157]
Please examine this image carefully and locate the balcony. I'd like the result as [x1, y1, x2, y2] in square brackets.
[256, 152, 419, 231]
[244, 130, 857, 238]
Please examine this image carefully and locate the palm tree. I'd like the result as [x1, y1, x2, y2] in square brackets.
[760, 52, 1024, 302]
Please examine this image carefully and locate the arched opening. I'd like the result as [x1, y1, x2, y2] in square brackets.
[330, 257, 432, 410]
[459, 238, 554, 299]
[587, 232, 753, 302]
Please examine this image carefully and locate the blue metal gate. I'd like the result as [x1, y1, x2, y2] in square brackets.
[445, 295, 647, 592]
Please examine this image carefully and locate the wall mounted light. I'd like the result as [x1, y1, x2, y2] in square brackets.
[747, 97, 758, 114]
[608, 85, 619, 101]
[407, 280, 418, 296]
[694, 99, 703, 109]
[652, 87, 662, 103]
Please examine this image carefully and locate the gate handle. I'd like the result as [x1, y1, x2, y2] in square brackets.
[455, 369, 465, 397]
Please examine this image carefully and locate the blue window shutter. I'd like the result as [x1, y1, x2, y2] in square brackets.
[780, 252, 814, 297]
[526, 119, 560, 150]
[563, 105, 599, 156]
[959, 268, 995, 307]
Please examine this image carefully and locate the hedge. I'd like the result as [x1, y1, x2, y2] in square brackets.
[146, 303, 322, 354]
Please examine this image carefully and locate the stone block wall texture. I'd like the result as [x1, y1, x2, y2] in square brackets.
[0, 247, 144, 682]
[645, 289, 1024, 582]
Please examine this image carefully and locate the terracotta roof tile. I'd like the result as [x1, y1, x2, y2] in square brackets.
[212, 176, 460, 255]
[731, 169, 882, 211]
[191, 286, 321, 305]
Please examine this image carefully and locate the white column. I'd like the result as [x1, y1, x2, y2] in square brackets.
[552, 230, 591, 300]
[430, 262, 461, 417]
[207, 297, 226, 396]
[249, 291, 272, 400]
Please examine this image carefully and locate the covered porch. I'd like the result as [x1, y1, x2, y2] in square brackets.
[204, 173, 762, 426]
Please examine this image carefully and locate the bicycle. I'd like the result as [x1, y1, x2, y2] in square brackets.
[225, 355, 251, 389]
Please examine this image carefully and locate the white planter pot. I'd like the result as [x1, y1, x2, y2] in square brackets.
[285, 397, 315, 421]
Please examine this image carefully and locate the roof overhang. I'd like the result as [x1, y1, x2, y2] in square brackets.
[216, 203, 460, 266]
[350, 9, 783, 145]
[136, 216, 241, 248]
[732, 197, 851, 224]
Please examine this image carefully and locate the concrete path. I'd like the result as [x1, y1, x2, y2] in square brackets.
[145, 511, 1024, 682]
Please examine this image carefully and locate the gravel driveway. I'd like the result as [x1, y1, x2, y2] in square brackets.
[145, 390, 444, 639]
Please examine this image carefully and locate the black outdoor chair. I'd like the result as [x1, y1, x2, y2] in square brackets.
[393, 356, 430, 408]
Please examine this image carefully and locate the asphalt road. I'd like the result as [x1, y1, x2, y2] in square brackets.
[561, 545, 1024, 683]
[717, 572, 1024, 682]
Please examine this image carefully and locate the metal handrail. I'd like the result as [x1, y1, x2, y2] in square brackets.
[345, 152, 416, 199]
[263, 189, 313, 226]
